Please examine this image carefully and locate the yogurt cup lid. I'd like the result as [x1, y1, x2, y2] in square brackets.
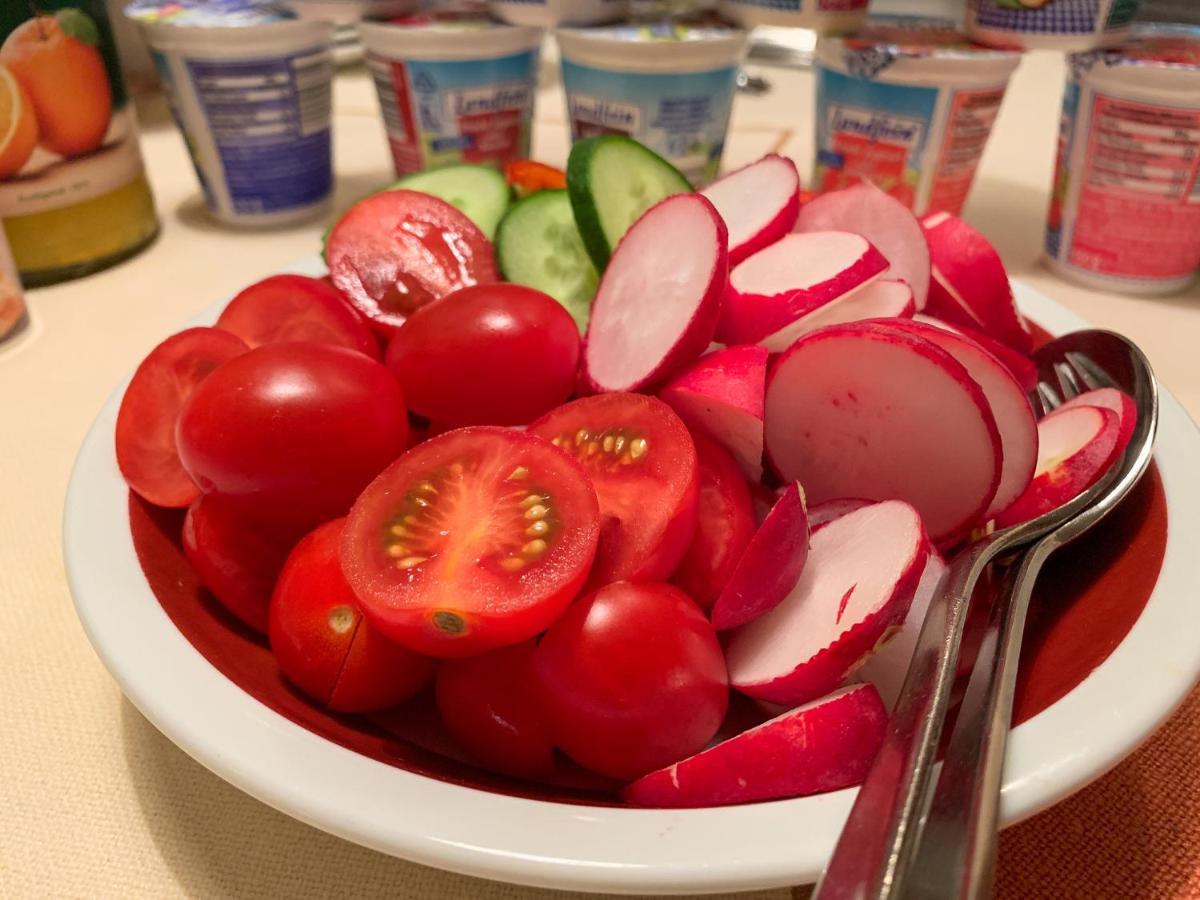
[827, 15, 1021, 61]
[1072, 24, 1200, 71]
[125, 0, 295, 27]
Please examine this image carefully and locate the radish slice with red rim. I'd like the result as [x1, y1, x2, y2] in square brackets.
[701, 154, 800, 266]
[583, 194, 728, 393]
[759, 278, 915, 350]
[913, 312, 1039, 393]
[1057, 387, 1138, 451]
[808, 497, 872, 531]
[725, 500, 932, 706]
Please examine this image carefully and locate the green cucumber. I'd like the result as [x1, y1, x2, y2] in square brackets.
[496, 189, 598, 334]
[566, 136, 692, 271]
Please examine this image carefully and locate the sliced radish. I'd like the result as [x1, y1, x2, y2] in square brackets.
[659, 345, 767, 481]
[621, 683, 887, 808]
[794, 182, 931, 309]
[701, 154, 801, 266]
[761, 278, 916, 350]
[809, 497, 872, 532]
[1057, 387, 1138, 451]
[884, 319, 1037, 519]
[583, 194, 728, 393]
[725, 500, 932, 706]
[718, 231, 888, 348]
[764, 322, 1002, 543]
[920, 212, 1032, 354]
[855, 551, 948, 709]
[913, 312, 1039, 393]
[711, 482, 810, 631]
[995, 405, 1122, 529]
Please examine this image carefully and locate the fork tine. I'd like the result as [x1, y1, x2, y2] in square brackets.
[1065, 351, 1117, 390]
[1053, 361, 1084, 401]
[1035, 381, 1062, 415]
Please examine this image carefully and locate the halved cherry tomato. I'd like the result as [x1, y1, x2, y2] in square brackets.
[270, 519, 435, 713]
[115, 327, 249, 508]
[504, 160, 567, 198]
[182, 493, 303, 633]
[340, 427, 600, 658]
[176, 342, 409, 530]
[216, 273, 380, 359]
[326, 190, 499, 337]
[671, 434, 756, 611]
[385, 283, 580, 426]
[533, 580, 728, 780]
[435, 640, 555, 778]
[527, 393, 698, 585]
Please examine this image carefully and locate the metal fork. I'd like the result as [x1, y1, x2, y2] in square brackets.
[814, 330, 1158, 900]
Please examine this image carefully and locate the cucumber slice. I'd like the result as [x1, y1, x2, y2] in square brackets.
[393, 164, 512, 239]
[566, 136, 693, 271]
[496, 189, 598, 334]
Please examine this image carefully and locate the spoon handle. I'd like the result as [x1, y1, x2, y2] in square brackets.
[814, 536, 1000, 900]
[906, 540, 1054, 900]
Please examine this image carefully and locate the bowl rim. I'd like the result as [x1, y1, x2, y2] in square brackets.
[64, 264, 1200, 894]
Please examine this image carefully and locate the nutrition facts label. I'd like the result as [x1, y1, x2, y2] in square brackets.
[929, 85, 1007, 216]
[1069, 94, 1200, 280]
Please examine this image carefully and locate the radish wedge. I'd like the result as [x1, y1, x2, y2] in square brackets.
[765, 278, 916, 348]
[920, 212, 1032, 354]
[659, 345, 767, 481]
[621, 683, 887, 808]
[809, 497, 872, 532]
[726, 500, 932, 706]
[711, 482, 810, 630]
[884, 319, 1037, 519]
[583, 195, 728, 393]
[794, 182, 931, 309]
[701, 154, 801, 266]
[856, 552, 948, 709]
[913, 312, 1039, 393]
[995, 405, 1122, 529]
[764, 322, 1002, 543]
[1057, 387, 1138, 451]
[719, 231, 888, 348]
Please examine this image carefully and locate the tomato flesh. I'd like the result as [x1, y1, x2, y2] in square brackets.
[327, 190, 498, 336]
[533, 581, 729, 780]
[671, 434, 756, 611]
[116, 327, 249, 508]
[385, 283, 580, 426]
[435, 640, 555, 778]
[341, 427, 600, 658]
[528, 393, 698, 585]
[216, 273, 380, 359]
[269, 519, 435, 713]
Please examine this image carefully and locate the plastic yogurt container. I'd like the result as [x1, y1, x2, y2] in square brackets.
[718, 0, 868, 34]
[358, 16, 542, 177]
[128, 0, 336, 226]
[965, 0, 1141, 53]
[556, 24, 748, 186]
[489, 0, 627, 29]
[279, 0, 416, 25]
[1045, 26, 1200, 296]
[814, 17, 1022, 217]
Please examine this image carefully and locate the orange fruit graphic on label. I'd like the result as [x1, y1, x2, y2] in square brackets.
[0, 14, 112, 159]
[0, 63, 38, 178]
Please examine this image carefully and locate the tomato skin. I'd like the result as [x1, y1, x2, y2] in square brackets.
[671, 435, 756, 611]
[527, 393, 699, 586]
[182, 493, 302, 633]
[327, 189, 499, 337]
[435, 641, 555, 778]
[176, 342, 409, 530]
[341, 426, 600, 659]
[534, 581, 728, 780]
[385, 284, 580, 426]
[116, 327, 249, 508]
[269, 519, 435, 713]
[216, 273, 380, 359]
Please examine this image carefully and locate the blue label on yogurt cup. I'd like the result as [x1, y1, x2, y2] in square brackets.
[560, 60, 737, 184]
[970, 0, 1136, 37]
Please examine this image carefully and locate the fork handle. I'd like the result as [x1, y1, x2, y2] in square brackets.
[814, 537, 1001, 900]
[907, 540, 1055, 900]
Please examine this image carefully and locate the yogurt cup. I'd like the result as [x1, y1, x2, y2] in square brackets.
[358, 16, 542, 177]
[814, 17, 1022, 217]
[965, 0, 1140, 53]
[128, 0, 336, 226]
[279, 0, 415, 25]
[1044, 26, 1200, 296]
[489, 0, 627, 29]
[556, 23, 748, 186]
[717, 0, 868, 35]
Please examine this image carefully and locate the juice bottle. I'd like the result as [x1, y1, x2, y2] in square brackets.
[0, 0, 158, 285]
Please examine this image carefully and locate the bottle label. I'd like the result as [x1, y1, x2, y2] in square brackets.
[970, 0, 1128, 38]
